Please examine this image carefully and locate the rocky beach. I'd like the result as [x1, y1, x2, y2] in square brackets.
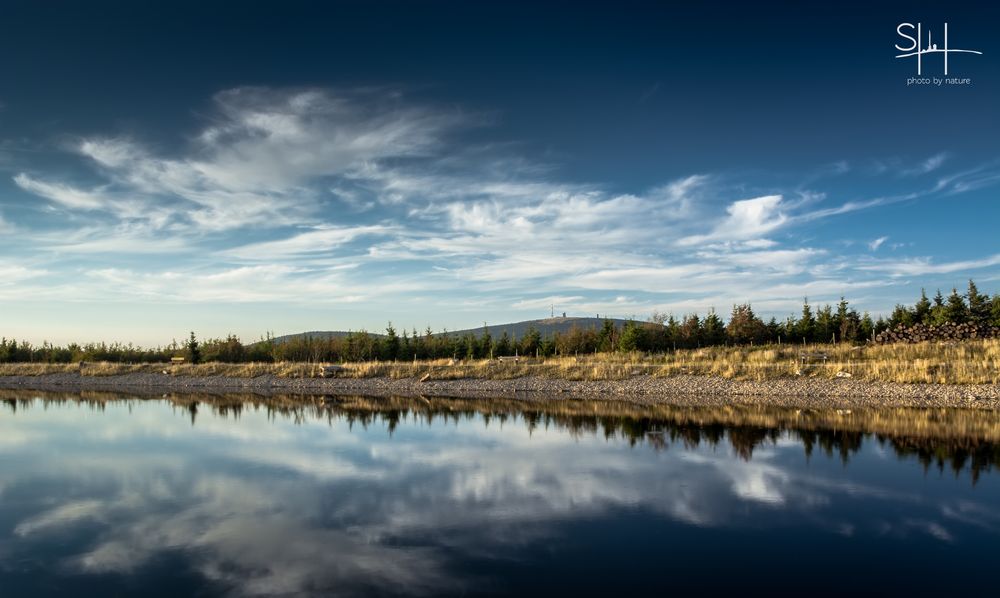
[2, 371, 998, 409]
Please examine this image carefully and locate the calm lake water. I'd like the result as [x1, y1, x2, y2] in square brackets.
[1, 391, 999, 597]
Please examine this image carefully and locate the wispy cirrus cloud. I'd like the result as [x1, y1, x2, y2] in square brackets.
[13, 173, 110, 210]
[901, 153, 948, 177]
[225, 225, 396, 261]
[17, 87, 471, 233]
[0, 264, 48, 285]
[82, 265, 370, 303]
[868, 236, 888, 251]
[858, 254, 1000, 277]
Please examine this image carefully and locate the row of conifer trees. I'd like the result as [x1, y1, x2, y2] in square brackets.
[2, 280, 999, 363]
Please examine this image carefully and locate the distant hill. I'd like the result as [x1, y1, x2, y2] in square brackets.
[449, 317, 632, 340]
[270, 317, 633, 344]
[269, 330, 358, 344]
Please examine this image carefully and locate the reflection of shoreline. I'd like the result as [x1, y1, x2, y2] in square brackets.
[4, 390, 999, 481]
[1, 372, 999, 408]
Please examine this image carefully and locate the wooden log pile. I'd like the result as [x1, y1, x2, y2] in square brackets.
[874, 322, 1000, 344]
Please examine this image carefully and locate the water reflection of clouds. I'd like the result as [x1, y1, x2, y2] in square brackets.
[680, 451, 791, 505]
[67, 477, 454, 596]
[14, 500, 106, 537]
[1, 400, 995, 595]
[940, 500, 1000, 533]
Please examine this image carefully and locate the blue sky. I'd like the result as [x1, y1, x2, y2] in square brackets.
[1, 1, 998, 345]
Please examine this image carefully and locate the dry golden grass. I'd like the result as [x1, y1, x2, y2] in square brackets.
[646, 340, 1000, 384]
[0, 363, 79, 376]
[1, 339, 997, 384]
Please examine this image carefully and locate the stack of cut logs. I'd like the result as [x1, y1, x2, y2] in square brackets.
[874, 322, 1000, 344]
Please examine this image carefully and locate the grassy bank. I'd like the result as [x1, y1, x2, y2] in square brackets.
[1, 339, 998, 384]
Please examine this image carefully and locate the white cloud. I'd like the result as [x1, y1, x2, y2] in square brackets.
[858, 254, 1000, 277]
[902, 153, 948, 176]
[81, 265, 367, 303]
[38, 222, 194, 254]
[15, 88, 469, 233]
[13, 173, 109, 210]
[704, 248, 824, 275]
[0, 264, 48, 285]
[226, 225, 394, 260]
[868, 236, 888, 251]
[678, 194, 787, 246]
[510, 295, 587, 310]
[50, 235, 192, 255]
[189, 87, 464, 191]
[740, 239, 779, 249]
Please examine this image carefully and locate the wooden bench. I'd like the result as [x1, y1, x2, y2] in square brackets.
[170, 357, 185, 365]
[799, 352, 828, 365]
[496, 356, 520, 363]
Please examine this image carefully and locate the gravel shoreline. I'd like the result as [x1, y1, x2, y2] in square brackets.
[1, 372, 998, 409]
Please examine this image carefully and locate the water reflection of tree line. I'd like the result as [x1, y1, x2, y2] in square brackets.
[3, 391, 999, 482]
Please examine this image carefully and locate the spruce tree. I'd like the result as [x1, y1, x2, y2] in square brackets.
[815, 304, 835, 342]
[496, 331, 511, 356]
[383, 322, 400, 361]
[837, 298, 860, 343]
[597, 320, 615, 352]
[666, 315, 681, 349]
[913, 289, 932, 324]
[943, 288, 969, 324]
[186, 332, 201, 364]
[480, 324, 493, 358]
[835, 297, 850, 330]
[797, 299, 815, 342]
[782, 316, 797, 341]
[617, 320, 643, 352]
[967, 280, 990, 326]
[860, 312, 875, 342]
[889, 304, 914, 328]
[766, 317, 781, 343]
[703, 309, 726, 345]
[930, 290, 947, 325]
[401, 330, 411, 360]
[521, 327, 541, 356]
[423, 326, 435, 359]
[463, 334, 476, 360]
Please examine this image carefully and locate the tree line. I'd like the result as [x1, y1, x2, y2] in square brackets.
[3, 280, 999, 364]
